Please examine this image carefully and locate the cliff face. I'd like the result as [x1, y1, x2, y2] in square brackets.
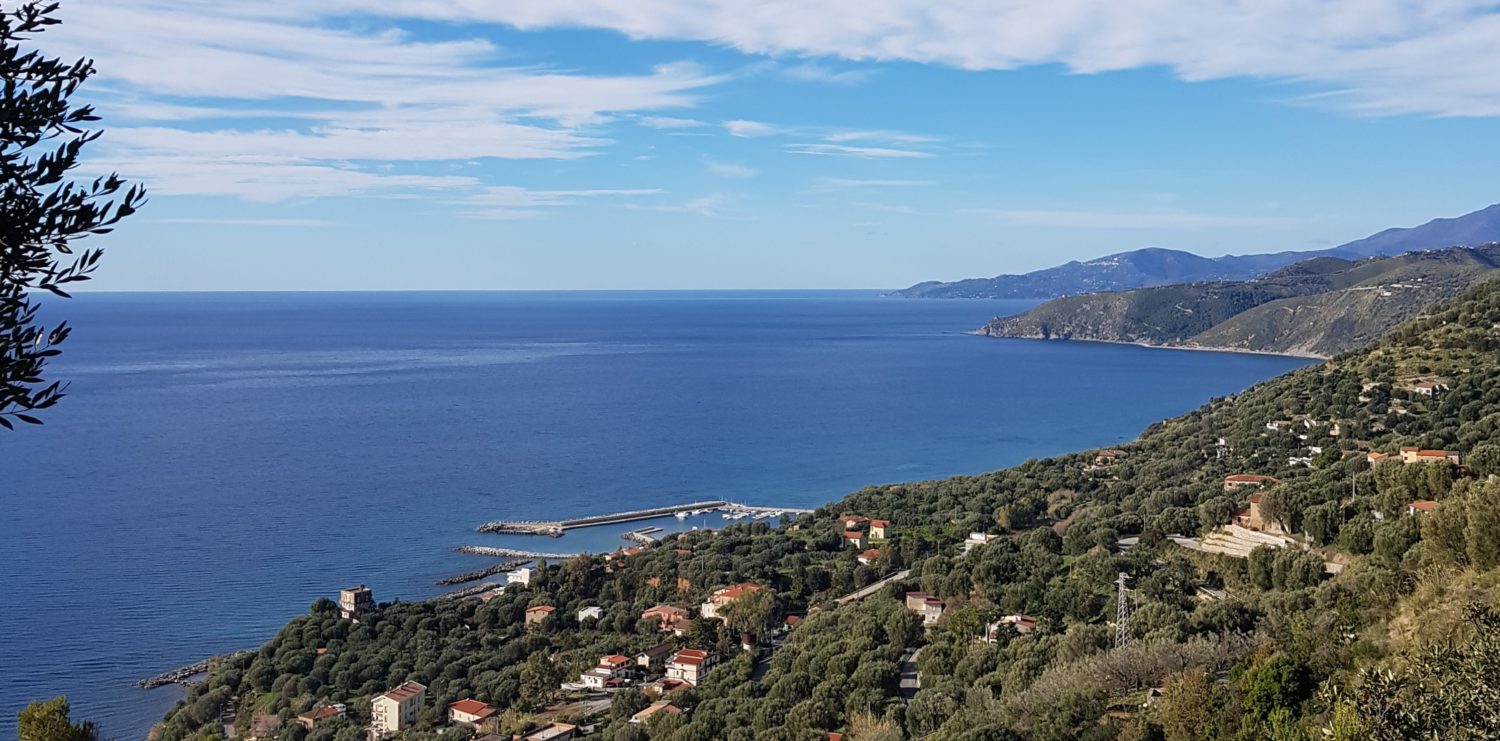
[976, 245, 1500, 357]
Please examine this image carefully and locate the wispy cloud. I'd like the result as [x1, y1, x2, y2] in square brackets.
[460, 186, 664, 220]
[637, 115, 708, 129]
[628, 193, 737, 218]
[961, 208, 1299, 229]
[724, 119, 779, 138]
[703, 157, 758, 179]
[782, 63, 875, 86]
[787, 143, 935, 159]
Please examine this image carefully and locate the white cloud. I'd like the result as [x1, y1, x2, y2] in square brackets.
[724, 119, 779, 137]
[638, 115, 708, 129]
[460, 187, 663, 219]
[290, 0, 1500, 118]
[787, 143, 935, 159]
[45, 2, 723, 203]
[782, 63, 875, 86]
[961, 208, 1299, 229]
[703, 157, 758, 179]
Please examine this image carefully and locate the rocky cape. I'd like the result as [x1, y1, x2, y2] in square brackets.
[975, 244, 1500, 358]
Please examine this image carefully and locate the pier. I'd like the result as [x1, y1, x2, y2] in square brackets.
[476, 500, 814, 537]
[458, 545, 579, 559]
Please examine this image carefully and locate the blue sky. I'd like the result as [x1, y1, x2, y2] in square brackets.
[46, 1, 1500, 290]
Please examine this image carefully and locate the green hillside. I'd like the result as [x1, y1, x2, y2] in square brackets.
[978, 245, 1500, 357]
[149, 281, 1500, 741]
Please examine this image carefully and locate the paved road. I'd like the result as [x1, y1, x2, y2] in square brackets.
[836, 569, 912, 605]
[899, 647, 923, 704]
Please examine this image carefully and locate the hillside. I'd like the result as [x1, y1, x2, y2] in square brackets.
[897, 247, 1312, 299]
[977, 245, 1500, 357]
[897, 202, 1500, 299]
[147, 282, 1500, 741]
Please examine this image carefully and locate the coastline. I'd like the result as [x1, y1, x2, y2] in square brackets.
[968, 330, 1330, 361]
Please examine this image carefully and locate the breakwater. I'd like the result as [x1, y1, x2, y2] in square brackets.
[458, 545, 579, 559]
[431, 582, 503, 601]
[477, 500, 730, 536]
[137, 660, 212, 689]
[436, 559, 528, 586]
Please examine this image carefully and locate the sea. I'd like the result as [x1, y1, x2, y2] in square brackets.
[0, 291, 1313, 739]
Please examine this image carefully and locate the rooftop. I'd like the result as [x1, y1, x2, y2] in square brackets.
[379, 681, 426, 703]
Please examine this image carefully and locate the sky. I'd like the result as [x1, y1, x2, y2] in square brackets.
[38, 0, 1500, 290]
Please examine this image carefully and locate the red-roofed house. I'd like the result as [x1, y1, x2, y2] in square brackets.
[843, 515, 870, 530]
[1400, 448, 1461, 465]
[524, 605, 556, 626]
[857, 548, 881, 565]
[904, 592, 944, 625]
[1408, 500, 1438, 515]
[371, 681, 425, 733]
[629, 701, 683, 725]
[295, 704, 345, 730]
[868, 520, 890, 539]
[665, 649, 715, 686]
[701, 583, 764, 620]
[843, 531, 867, 548]
[581, 654, 634, 689]
[642, 605, 691, 635]
[985, 614, 1039, 642]
[447, 699, 495, 727]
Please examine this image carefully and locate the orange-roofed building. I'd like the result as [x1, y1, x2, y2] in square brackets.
[1224, 474, 1280, 491]
[447, 699, 495, 727]
[868, 520, 890, 539]
[524, 605, 556, 626]
[1408, 500, 1438, 515]
[857, 548, 881, 565]
[701, 583, 764, 620]
[642, 604, 691, 634]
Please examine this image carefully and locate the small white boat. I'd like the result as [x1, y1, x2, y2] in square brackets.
[676, 511, 688, 519]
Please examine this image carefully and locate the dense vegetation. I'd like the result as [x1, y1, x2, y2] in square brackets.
[154, 280, 1500, 740]
[980, 245, 1500, 357]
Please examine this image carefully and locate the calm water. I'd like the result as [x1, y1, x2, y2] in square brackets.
[0, 291, 1311, 738]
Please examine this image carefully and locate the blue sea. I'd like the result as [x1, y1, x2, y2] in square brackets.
[0, 291, 1312, 738]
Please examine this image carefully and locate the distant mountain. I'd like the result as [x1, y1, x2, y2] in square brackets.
[975, 245, 1500, 357]
[897, 202, 1500, 299]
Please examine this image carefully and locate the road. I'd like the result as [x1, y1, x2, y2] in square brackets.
[836, 569, 912, 605]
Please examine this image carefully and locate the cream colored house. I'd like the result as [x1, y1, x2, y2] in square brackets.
[371, 680, 426, 734]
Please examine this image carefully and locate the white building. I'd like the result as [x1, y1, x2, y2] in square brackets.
[507, 567, 533, 587]
[580, 654, 632, 689]
[665, 649, 713, 686]
[370, 680, 425, 734]
[577, 606, 603, 622]
[962, 532, 998, 554]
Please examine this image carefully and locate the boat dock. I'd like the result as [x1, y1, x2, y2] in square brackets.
[476, 500, 814, 537]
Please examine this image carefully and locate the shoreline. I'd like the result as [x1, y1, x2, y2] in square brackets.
[968, 331, 1329, 361]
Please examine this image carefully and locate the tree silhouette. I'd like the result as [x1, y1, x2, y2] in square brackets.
[1, 1, 144, 429]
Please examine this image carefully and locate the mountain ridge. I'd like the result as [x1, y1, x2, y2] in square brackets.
[898, 202, 1500, 299]
[975, 244, 1500, 357]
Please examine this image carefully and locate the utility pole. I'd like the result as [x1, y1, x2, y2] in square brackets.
[1115, 572, 1132, 649]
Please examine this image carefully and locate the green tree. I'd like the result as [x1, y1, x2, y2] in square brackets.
[18, 697, 96, 741]
[1, 1, 144, 429]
